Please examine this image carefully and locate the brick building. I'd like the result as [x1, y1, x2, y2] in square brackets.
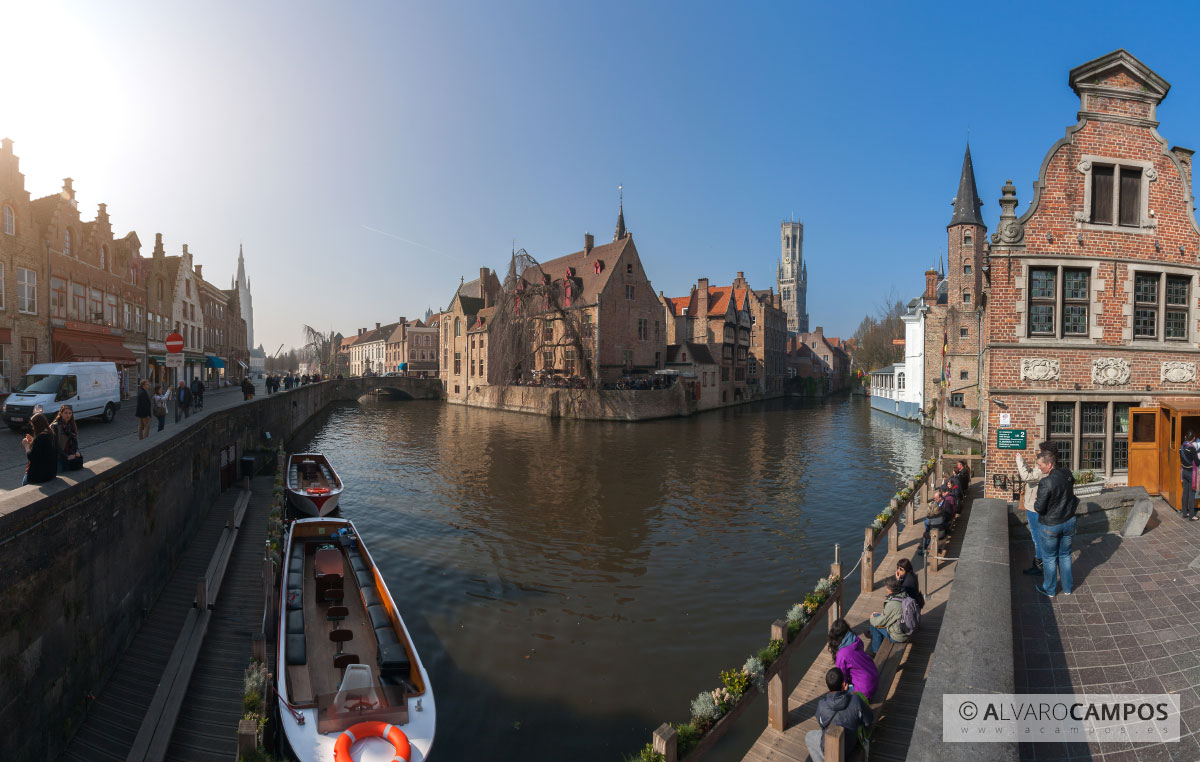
[404, 317, 439, 377]
[221, 287, 249, 378]
[797, 326, 850, 391]
[732, 272, 788, 396]
[33, 179, 144, 398]
[984, 49, 1200, 496]
[662, 277, 752, 404]
[199, 271, 232, 383]
[138, 234, 174, 386]
[440, 267, 501, 399]
[0, 138, 49, 393]
[921, 146, 988, 438]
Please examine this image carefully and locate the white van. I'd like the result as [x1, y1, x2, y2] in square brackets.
[2, 362, 121, 430]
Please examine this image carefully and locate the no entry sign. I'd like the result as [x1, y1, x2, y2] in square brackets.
[165, 332, 185, 353]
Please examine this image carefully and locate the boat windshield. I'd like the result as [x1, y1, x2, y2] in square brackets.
[315, 685, 409, 734]
[15, 374, 64, 394]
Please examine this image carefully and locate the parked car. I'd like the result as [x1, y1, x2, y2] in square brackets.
[2, 362, 121, 430]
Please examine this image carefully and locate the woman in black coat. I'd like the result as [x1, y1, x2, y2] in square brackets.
[135, 379, 153, 439]
[22, 413, 57, 485]
[895, 558, 924, 609]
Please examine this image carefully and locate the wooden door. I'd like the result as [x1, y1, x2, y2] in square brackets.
[1128, 407, 1162, 496]
[1161, 410, 1178, 509]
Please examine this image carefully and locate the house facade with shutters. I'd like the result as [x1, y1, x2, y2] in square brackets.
[983, 49, 1200, 497]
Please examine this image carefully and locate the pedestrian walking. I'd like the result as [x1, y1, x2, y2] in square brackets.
[176, 380, 192, 422]
[1016, 448, 1049, 574]
[21, 412, 57, 486]
[1034, 448, 1080, 598]
[191, 377, 204, 411]
[136, 379, 153, 439]
[50, 405, 83, 471]
[1181, 431, 1199, 521]
[242, 377, 255, 400]
[153, 384, 169, 431]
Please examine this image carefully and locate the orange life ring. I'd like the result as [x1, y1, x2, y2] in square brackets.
[333, 721, 411, 762]
[308, 487, 330, 495]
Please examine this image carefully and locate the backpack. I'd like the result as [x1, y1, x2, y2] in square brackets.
[896, 594, 920, 635]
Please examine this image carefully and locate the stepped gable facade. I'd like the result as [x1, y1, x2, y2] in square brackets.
[984, 49, 1200, 496]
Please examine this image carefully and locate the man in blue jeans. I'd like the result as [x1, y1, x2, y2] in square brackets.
[1034, 448, 1079, 598]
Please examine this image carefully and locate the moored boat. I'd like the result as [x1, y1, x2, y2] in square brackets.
[286, 453, 344, 517]
[276, 517, 436, 761]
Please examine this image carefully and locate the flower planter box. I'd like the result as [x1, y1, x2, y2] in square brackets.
[1074, 482, 1104, 498]
[679, 589, 839, 761]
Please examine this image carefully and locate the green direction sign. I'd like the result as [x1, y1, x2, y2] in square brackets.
[997, 428, 1027, 450]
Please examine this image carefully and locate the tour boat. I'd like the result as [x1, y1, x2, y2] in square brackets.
[276, 517, 436, 762]
[286, 453, 344, 517]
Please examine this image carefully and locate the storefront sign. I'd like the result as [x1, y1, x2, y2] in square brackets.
[166, 353, 184, 370]
[997, 428, 1027, 450]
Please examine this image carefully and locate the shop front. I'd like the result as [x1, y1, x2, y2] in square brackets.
[52, 323, 138, 400]
[205, 354, 226, 384]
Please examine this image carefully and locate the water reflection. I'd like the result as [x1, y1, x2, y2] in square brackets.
[296, 396, 967, 761]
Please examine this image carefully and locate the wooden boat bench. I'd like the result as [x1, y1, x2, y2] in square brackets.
[795, 636, 911, 762]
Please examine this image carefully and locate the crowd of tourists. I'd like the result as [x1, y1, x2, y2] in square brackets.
[264, 372, 324, 393]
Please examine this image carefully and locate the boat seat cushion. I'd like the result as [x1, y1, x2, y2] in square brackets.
[287, 610, 304, 633]
[286, 587, 303, 611]
[289, 556, 304, 574]
[360, 587, 380, 607]
[286, 634, 307, 666]
[366, 604, 391, 630]
[350, 555, 367, 572]
[376, 629, 411, 674]
[356, 570, 374, 588]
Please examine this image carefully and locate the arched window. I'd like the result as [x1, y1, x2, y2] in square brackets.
[2, 205, 13, 236]
[100, 245, 107, 271]
[454, 317, 462, 336]
[963, 229, 972, 245]
[962, 290, 972, 305]
[897, 372, 905, 390]
[64, 229, 73, 257]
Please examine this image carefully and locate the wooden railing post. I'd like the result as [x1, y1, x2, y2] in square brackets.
[252, 633, 265, 663]
[829, 559, 843, 630]
[907, 477, 918, 526]
[825, 724, 846, 762]
[768, 619, 788, 731]
[195, 577, 208, 610]
[887, 499, 899, 555]
[861, 527, 874, 594]
[652, 723, 678, 762]
[238, 718, 258, 757]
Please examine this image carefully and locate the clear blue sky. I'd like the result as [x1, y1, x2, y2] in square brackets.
[7, 1, 1200, 350]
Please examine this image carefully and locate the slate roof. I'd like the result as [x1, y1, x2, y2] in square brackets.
[666, 342, 716, 365]
[518, 237, 632, 306]
[948, 144, 985, 228]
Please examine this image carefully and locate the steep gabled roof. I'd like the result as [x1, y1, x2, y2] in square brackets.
[519, 237, 632, 306]
[948, 144, 985, 228]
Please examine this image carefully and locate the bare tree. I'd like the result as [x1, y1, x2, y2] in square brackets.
[301, 325, 335, 373]
[487, 248, 595, 387]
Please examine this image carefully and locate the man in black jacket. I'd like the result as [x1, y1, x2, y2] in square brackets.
[1034, 448, 1079, 597]
[1181, 431, 1198, 521]
[804, 666, 874, 762]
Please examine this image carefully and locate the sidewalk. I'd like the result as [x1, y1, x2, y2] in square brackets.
[0, 379, 264, 501]
[1011, 499, 1200, 762]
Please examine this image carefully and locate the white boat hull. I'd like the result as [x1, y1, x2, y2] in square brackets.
[285, 489, 341, 517]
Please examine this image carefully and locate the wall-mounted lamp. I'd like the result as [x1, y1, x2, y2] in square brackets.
[1074, 383, 1081, 390]
[1155, 240, 1162, 253]
[1181, 246, 1187, 256]
[1146, 385, 1152, 392]
[1045, 232, 1054, 243]
[990, 398, 1008, 409]
[1077, 234, 1085, 245]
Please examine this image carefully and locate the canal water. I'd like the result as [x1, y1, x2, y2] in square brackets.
[294, 395, 965, 761]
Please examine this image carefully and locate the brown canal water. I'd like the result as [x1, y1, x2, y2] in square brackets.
[293, 395, 969, 761]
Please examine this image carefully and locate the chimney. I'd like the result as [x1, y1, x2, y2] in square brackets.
[924, 269, 939, 301]
[182, 243, 189, 257]
[1, 138, 12, 155]
[584, 233, 594, 255]
[1172, 146, 1195, 194]
[62, 178, 74, 201]
[194, 264, 203, 279]
[153, 233, 165, 260]
[375, 322, 381, 331]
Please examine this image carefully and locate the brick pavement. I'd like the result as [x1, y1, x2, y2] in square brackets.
[1011, 500, 1200, 762]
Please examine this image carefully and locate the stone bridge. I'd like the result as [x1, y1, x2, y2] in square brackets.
[328, 375, 444, 401]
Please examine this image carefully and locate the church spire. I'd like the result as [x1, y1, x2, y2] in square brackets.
[613, 184, 627, 242]
[948, 143, 985, 228]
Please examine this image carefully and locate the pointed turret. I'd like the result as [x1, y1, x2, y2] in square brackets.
[948, 144, 985, 228]
[613, 186, 627, 241]
[236, 244, 246, 282]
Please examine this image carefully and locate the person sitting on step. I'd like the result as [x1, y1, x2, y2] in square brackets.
[804, 666, 874, 762]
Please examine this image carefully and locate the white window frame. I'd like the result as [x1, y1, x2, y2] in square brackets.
[17, 267, 36, 314]
[2, 205, 13, 236]
[0, 262, 4, 310]
[64, 229, 73, 257]
[1077, 155, 1156, 234]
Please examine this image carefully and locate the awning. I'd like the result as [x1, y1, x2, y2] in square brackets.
[148, 355, 166, 364]
[205, 355, 226, 368]
[53, 336, 137, 365]
[237, 360, 248, 369]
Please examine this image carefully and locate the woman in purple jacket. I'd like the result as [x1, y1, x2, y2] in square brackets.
[827, 618, 879, 701]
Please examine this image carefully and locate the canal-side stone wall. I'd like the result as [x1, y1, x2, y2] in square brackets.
[0, 376, 438, 762]
[454, 382, 697, 420]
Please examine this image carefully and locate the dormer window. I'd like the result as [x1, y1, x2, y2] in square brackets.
[1081, 158, 1150, 229]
